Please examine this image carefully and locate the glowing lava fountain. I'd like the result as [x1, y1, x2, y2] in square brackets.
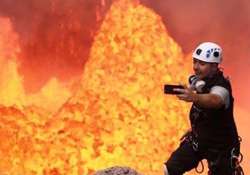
[0, 0, 192, 174]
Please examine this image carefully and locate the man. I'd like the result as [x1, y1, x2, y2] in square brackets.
[164, 42, 243, 175]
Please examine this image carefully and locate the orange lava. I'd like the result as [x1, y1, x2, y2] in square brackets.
[0, 0, 193, 174]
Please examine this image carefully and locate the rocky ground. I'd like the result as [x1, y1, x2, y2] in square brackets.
[93, 166, 143, 175]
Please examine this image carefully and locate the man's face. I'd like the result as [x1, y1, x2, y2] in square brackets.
[193, 58, 217, 79]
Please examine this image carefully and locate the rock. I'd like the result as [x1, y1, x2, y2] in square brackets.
[93, 166, 143, 175]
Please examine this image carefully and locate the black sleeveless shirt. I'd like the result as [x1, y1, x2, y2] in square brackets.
[190, 71, 239, 149]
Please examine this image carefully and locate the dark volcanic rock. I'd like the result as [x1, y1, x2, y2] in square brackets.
[93, 166, 143, 175]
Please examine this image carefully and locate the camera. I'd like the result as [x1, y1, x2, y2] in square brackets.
[164, 84, 184, 94]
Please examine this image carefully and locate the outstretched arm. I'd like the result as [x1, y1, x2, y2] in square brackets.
[174, 87, 225, 109]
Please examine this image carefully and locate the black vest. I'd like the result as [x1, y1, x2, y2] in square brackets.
[190, 71, 239, 149]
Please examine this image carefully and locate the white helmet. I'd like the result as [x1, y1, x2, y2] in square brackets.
[192, 42, 222, 63]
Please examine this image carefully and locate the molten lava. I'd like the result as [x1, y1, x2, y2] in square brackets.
[0, 0, 193, 174]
